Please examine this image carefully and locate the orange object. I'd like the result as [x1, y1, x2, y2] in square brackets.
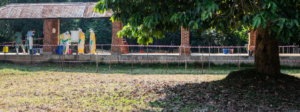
[140, 50, 143, 53]
[231, 49, 234, 54]
[122, 41, 129, 54]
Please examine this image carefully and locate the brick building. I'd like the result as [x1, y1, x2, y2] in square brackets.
[0, 2, 194, 55]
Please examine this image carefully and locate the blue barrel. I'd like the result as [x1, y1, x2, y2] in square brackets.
[223, 49, 228, 54]
[33, 49, 36, 54]
[228, 49, 231, 54]
[57, 46, 64, 54]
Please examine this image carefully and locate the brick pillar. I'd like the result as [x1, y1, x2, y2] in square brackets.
[43, 19, 60, 54]
[180, 27, 191, 55]
[248, 29, 256, 52]
[111, 21, 123, 55]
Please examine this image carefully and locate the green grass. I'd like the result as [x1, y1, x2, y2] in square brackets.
[1, 61, 300, 75]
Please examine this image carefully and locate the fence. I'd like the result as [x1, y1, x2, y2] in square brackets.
[0, 44, 299, 74]
[1, 44, 299, 53]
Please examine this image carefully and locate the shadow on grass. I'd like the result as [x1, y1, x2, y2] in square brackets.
[140, 69, 300, 111]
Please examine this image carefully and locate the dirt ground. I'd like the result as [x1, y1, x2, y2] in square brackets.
[1, 64, 300, 111]
[0, 69, 226, 111]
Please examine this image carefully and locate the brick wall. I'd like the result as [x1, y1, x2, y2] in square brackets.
[43, 19, 60, 53]
[248, 29, 256, 52]
[111, 21, 123, 54]
[180, 27, 191, 55]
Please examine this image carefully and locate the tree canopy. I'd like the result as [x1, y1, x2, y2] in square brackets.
[95, 0, 300, 45]
[95, 0, 300, 74]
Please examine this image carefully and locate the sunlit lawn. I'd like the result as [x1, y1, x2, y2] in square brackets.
[0, 63, 299, 111]
[0, 63, 226, 111]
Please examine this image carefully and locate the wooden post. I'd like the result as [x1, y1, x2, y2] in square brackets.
[117, 45, 120, 66]
[101, 45, 103, 71]
[131, 49, 133, 74]
[166, 50, 168, 74]
[27, 57, 29, 71]
[293, 47, 295, 54]
[31, 53, 32, 64]
[77, 43, 79, 60]
[109, 49, 112, 70]
[147, 46, 149, 67]
[238, 48, 240, 70]
[90, 53, 92, 65]
[61, 55, 63, 71]
[184, 47, 187, 73]
[198, 47, 200, 63]
[96, 52, 98, 73]
[140, 46, 142, 65]
[101, 45, 103, 54]
[118, 54, 120, 66]
[199, 47, 201, 74]
[178, 46, 180, 68]
[4, 52, 6, 64]
[209, 46, 210, 69]
[202, 51, 204, 74]
[119, 46, 121, 66]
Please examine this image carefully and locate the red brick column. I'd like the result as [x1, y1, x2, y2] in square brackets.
[111, 21, 123, 55]
[43, 19, 60, 54]
[248, 29, 256, 52]
[180, 27, 191, 55]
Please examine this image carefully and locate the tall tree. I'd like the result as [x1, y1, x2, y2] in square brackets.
[95, 0, 300, 74]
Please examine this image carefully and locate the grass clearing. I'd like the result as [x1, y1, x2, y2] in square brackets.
[1, 62, 300, 75]
[0, 63, 300, 111]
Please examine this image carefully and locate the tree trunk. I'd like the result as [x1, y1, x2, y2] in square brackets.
[255, 26, 280, 74]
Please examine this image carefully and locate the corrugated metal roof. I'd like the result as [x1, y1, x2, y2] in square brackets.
[0, 2, 113, 19]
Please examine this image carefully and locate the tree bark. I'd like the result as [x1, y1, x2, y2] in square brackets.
[255, 26, 280, 74]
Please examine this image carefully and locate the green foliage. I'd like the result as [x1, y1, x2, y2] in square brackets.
[95, 0, 300, 45]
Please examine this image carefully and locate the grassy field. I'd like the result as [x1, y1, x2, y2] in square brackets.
[0, 63, 300, 111]
[1, 62, 300, 75]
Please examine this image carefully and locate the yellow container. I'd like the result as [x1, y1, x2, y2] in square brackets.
[3, 46, 8, 53]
